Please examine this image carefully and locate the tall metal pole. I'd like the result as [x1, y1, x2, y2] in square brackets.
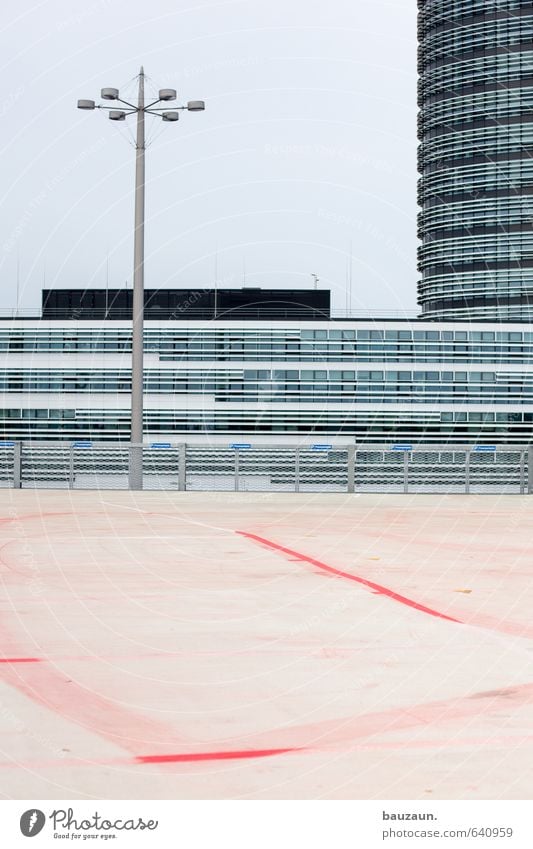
[77, 69, 205, 490]
[129, 66, 145, 490]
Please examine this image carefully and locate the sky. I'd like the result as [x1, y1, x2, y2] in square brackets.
[0, 0, 418, 314]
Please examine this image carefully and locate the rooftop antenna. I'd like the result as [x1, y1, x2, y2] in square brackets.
[345, 253, 349, 314]
[311, 273, 319, 290]
[214, 246, 218, 319]
[105, 249, 110, 316]
[348, 240, 353, 315]
[16, 252, 20, 316]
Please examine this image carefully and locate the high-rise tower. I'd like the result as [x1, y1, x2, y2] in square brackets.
[417, 1, 533, 320]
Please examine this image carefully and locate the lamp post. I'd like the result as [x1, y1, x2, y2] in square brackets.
[78, 67, 205, 489]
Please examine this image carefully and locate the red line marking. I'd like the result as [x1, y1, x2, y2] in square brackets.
[237, 531, 461, 624]
[136, 747, 299, 764]
[0, 658, 41, 663]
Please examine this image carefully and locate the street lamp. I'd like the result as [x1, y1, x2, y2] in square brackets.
[77, 67, 205, 489]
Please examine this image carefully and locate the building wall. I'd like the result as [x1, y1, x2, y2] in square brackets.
[417, 0, 533, 320]
[0, 319, 532, 445]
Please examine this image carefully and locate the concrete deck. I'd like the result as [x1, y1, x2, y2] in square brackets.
[0, 490, 532, 799]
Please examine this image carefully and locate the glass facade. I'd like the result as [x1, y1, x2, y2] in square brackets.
[417, 0, 533, 320]
[1, 320, 532, 444]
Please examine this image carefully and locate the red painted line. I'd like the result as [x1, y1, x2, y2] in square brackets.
[237, 531, 461, 624]
[136, 747, 299, 764]
[0, 658, 41, 663]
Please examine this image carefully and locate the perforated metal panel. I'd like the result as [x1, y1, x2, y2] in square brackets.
[186, 447, 235, 491]
[0, 444, 15, 487]
[142, 447, 182, 490]
[408, 451, 467, 493]
[298, 449, 348, 492]
[469, 451, 523, 494]
[21, 444, 71, 489]
[355, 451, 405, 492]
[236, 448, 296, 491]
[72, 446, 129, 489]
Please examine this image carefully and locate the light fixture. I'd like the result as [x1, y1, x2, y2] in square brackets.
[159, 89, 176, 101]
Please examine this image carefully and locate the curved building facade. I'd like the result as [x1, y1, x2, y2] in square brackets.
[417, 0, 533, 320]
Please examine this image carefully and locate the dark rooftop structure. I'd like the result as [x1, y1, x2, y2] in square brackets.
[41, 288, 331, 321]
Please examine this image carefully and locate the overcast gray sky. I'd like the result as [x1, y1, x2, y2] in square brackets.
[0, 0, 417, 313]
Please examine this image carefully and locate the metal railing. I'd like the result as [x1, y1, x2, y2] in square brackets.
[0, 441, 531, 493]
[0, 307, 422, 321]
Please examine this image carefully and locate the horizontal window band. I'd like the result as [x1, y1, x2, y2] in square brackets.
[419, 40, 533, 73]
[419, 292, 533, 311]
[422, 259, 533, 274]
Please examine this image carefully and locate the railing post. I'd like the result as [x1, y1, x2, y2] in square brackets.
[294, 447, 300, 493]
[13, 442, 21, 489]
[178, 444, 186, 491]
[68, 445, 74, 489]
[465, 451, 470, 494]
[347, 444, 355, 493]
[520, 451, 525, 495]
[234, 449, 239, 492]
[528, 447, 533, 494]
[403, 451, 409, 494]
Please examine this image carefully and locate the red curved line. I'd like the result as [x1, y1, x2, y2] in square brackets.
[0, 657, 41, 663]
[136, 747, 300, 764]
[237, 531, 461, 624]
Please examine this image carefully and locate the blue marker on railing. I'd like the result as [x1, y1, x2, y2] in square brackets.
[474, 445, 496, 452]
[73, 442, 93, 448]
[392, 444, 412, 452]
[150, 443, 172, 449]
[230, 443, 252, 449]
[311, 444, 332, 451]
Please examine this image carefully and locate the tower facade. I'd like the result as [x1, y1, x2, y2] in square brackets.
[418, 0, 533, 319]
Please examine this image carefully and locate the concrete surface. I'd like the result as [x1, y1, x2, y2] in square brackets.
[0, 490, 532, 799]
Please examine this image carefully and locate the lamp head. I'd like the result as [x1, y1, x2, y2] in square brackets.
[159, 89, 176, 101]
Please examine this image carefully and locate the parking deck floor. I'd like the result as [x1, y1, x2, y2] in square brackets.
[0, 490, 531, 799]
